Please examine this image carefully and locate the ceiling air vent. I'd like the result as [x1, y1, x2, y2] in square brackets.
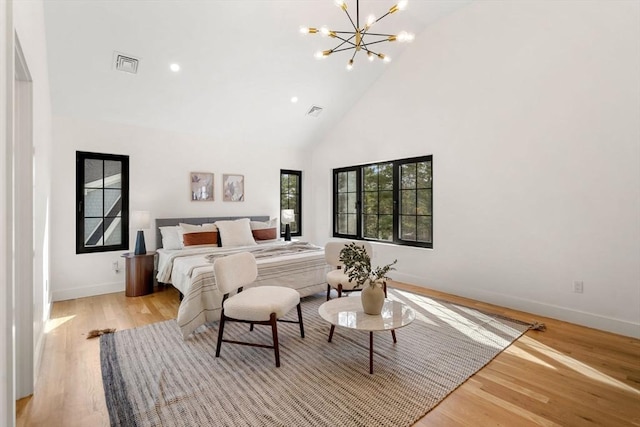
[306, 105, 323, 117]
[114, 52, 140, 74]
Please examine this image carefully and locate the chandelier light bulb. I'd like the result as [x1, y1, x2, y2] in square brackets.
[366, 14, 376, 28]
[346, 59, 354, 71]
[320, 26, 330, 36]
[367, 51, 375, 62]
[314, 51, 324, 59]
[170, 63, 180, 72]
[334, 0, 347, 10]
[300, 26, 309, 34]
[397, 31, 415, 42]
[398, 0, 409, 10]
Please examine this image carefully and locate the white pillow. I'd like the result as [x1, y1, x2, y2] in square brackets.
[215, 218, 257, 247]
[178, 223, 217, 248]
[249, 218, 278, 230]
[159, 226, 182, 250]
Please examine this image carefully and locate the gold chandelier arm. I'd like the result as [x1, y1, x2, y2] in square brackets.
[341, 7, 358, 32]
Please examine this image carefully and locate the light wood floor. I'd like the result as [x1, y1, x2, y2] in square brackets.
[16, 282, 640, 426]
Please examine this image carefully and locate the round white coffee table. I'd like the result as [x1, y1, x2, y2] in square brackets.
[318, 296, 415, 374]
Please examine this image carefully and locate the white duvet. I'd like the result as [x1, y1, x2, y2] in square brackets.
[156, 241, 330, 338]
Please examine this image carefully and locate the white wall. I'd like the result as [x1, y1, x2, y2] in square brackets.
[309, 0, 640, 337]
[14, 0, 53, 396]
[50, 116, 309, 300]
[1, 0, 53, 420]
[1, 1, 13, 423]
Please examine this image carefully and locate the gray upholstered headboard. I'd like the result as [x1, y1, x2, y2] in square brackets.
[155, 216, 270, 248]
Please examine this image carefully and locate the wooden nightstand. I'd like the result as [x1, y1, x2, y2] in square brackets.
[122, 252, 156, 297]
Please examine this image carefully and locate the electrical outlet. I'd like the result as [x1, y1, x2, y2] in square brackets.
[112, 261, 119, 273]
[573, 281, 584, 293]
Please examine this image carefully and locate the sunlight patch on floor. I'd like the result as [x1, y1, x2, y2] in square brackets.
[504, 344, 557, 369]
[392, 289, 515, 349]
[45, 315, 75, 333]
[520, 335, 640, 394]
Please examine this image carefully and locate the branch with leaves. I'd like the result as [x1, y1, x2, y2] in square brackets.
[339, 242, 397, 289]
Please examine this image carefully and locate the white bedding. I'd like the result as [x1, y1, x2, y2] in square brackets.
[156, 241, 330, 338]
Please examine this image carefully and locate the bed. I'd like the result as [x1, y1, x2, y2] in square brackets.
[155, 216, 330, 339]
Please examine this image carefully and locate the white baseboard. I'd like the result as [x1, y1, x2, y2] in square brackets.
[392, 272, 640, 339]
[52, 281, 125, 302]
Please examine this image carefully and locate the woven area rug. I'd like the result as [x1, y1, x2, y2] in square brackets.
[101, 289, 532, 427]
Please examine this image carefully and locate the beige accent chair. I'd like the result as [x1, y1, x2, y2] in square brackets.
[213, 252, 304, 367]
[325, 241, 387, 300]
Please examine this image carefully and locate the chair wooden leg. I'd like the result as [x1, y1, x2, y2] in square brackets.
[249, 323, 254, 331]
[326, 284, 332, 301]
[270, 313, 280, 367]
[328, 325, 335, 343]
[337, 284, 342, 298]
[296, 303, 305, 338]
[391, 329, 397, 343]
[215, 312, 226, 358]
[383, 281, 388, 298]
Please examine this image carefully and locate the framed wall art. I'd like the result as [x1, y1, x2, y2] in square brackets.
[190, 172, 214, 201]
[223, 174, 244, 202]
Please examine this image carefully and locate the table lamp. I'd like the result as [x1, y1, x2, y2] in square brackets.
[131, 210, 150, 255]
[281, 209, 295, 241]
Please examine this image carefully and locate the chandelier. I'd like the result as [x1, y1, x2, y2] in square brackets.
[301, 0, 415, 70]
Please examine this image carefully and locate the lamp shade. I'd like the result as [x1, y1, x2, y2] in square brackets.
[131, 211, 151, 230]
[281, 209, 295, 225]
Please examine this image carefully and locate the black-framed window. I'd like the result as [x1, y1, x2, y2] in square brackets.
[76, 151, 129, 254]
[280, 169, 302, 237]
[333, 155, 432, 248]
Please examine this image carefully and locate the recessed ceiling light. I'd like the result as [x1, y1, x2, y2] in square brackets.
[170, 63, 180, 72]
[291, 96, 298, 103]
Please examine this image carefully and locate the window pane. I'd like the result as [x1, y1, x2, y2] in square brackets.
[104, 218, 122, 245]
[347, 193, 357, 214]
[84, 159, 103, 188]
[379, 191, 393, 214]
[363, 215, 377, 239]
[104, 189, 121, 217]
[379, 163, 393, 190]
[401, 189, 416, 215]
[289, 196, 298, 212]
[347, 171, 357, 192]
[338, 173, 348, 193]
[104, 160, 122, 189]
[379, 214, 393, 241]
[338, 194, 348, 214]
[364, 166, 378, 191]
[417, 216, 432, 243]
[363, 192, 378, 214]
[401, 163, 417, 189]
[288, 175, 298, 193]
[417, 189, 432, 215]
[400, 215, 417, 241]
[417, 161, 432, 189]
[337, 214, 348, 234]
[347, 213, 357, 235]
[84, 188, 103, 217]
[84, 218, 103, 246]
[280, 194, 288, 209]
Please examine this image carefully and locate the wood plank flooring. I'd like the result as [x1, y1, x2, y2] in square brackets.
[16, 282, 640, 426]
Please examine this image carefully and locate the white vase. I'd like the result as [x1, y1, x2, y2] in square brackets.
[361, 281, 385, 315]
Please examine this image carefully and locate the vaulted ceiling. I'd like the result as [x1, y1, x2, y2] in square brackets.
[43, 0, 470, 148]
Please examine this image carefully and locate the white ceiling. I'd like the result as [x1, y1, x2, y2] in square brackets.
[43, 0, 471, 148]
